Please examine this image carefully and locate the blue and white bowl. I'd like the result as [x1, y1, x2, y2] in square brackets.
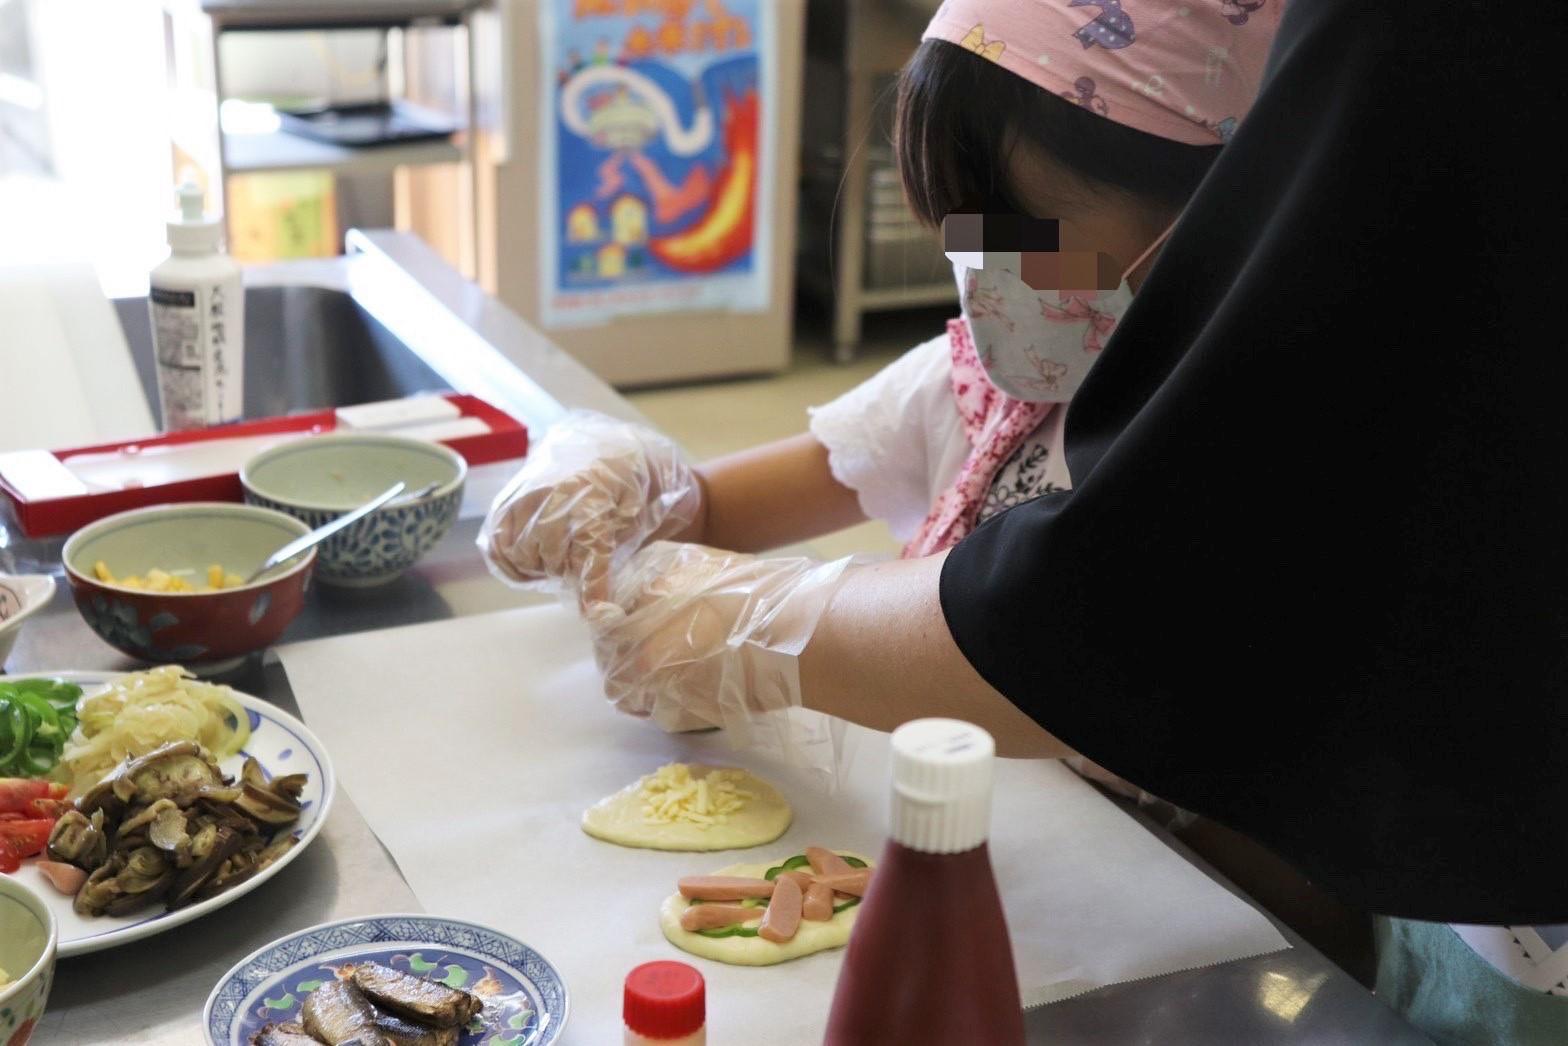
[241, 434, 466, 588]
[204, 915, 568, 1046]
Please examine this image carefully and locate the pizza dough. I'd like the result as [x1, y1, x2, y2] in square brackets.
[659, 853, 874, 966]
[581, 764, 792, 851]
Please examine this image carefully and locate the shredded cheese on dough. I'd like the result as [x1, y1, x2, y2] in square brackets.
[639, 764, 754, 827]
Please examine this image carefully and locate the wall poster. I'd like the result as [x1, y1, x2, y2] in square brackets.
[538, 0, 775, 329]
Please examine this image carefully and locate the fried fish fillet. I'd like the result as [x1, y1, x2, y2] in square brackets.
[250, 1024, 321, 1046]
[301, 980, 392, 1046]
[351, 962, 483, 1029]
[373, 1011, 460, 1046]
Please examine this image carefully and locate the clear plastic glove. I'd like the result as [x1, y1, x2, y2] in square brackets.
[585, 541, 852, 774]
[479, 411, 703, 604]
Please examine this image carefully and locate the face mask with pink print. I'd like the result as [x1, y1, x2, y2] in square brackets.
[952, 258, 1131, 402]
[950, 223, 1170, 403]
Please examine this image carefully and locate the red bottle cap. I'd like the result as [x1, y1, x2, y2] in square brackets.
[624, 960, 706, 1039]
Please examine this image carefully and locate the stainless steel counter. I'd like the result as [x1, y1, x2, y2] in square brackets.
[2, 232, 1428, 1044]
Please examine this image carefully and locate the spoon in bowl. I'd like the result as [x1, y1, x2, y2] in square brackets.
[246, 481, 439, 584]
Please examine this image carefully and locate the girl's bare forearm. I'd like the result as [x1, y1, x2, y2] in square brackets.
[680, 433, 869, 552]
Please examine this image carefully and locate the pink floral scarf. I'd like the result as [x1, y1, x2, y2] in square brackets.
[903, 318, 1053, 559]
[902, 319, 1194, 827]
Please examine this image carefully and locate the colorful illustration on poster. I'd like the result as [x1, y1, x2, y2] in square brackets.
[539, 0, 774, 328]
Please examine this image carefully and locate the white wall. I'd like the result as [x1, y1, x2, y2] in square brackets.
[1, 0, 170, 295]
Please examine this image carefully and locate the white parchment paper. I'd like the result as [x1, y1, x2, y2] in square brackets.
[277, 605, 1287, 1043]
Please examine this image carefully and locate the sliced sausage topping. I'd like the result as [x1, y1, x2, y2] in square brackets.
[678, 875, 775, 901]
[812, 870, 871, 897]
[802, 880, 835, 921]
[774, 869, 815, 892]
[681, 903, 764, 931]
[758, 873, 803, 943]
[805, 846, 853, 876]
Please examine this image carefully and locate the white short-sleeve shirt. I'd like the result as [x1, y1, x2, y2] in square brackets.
[808, 332, 1070, 543]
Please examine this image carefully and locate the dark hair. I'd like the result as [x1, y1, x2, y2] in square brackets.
[896, 40, 1221, 226]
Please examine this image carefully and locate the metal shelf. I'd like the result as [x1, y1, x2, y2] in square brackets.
[858, 283, 956, 311]
[162, 0, 481, 272]
[222, 130, 461, 175]
[191, 0, 479, 31]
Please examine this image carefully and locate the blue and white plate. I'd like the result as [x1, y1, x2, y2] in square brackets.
[12, 671, 335, 958]
[204, 915, 568, 1046]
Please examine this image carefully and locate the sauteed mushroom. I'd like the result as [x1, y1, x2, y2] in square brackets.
[102, 846, 175, 916]
[73, 846, 175, 916]
[74, 853, 125, 916]
[78, 741, 240, 817]
[168, 824, 242, 910]
[195, 833, 299, 902]
[115, 797, 189, 851]
[235, 758, 304, 826]
[270, 773, 308, 801]
[45, 742, 309, 918]
[148, 801, 191, 856]
[47, 808, 107, 869]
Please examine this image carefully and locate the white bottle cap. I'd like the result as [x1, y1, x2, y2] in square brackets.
[167, 182, 222, 254]
[889, 719, 996, 854]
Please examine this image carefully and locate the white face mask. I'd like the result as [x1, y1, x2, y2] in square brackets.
[950, 227, 1174, 403]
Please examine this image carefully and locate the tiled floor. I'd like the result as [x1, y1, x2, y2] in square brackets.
[625, 306, 953, 560]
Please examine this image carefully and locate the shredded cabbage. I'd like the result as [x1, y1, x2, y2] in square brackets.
[59, 666, 251, 796]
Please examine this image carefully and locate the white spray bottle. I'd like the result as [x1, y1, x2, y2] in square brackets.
[149, 182, 245, 431]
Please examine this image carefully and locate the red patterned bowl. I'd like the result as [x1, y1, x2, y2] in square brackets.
[62, 503, 315, 672]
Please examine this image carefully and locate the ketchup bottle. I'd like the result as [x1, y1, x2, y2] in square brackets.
[824, 719, 1025, 1044]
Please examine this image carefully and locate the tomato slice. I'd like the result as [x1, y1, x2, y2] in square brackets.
[29, 798, 71, 820]
[0, 778, 55, 815]
[0, 817, 53, 871]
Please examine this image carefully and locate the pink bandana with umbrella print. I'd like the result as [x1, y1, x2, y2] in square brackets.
[902, 0, 1282, 559]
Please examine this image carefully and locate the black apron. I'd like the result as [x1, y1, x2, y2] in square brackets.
[940, 0, 1568, 923]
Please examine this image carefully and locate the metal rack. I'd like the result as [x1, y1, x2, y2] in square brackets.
[800, 0, 954, 363]
[161, 0, 482, 268]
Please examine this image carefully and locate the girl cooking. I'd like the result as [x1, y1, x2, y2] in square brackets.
[483, 0, 1278, 812]
[486, 0, 1568, 1041]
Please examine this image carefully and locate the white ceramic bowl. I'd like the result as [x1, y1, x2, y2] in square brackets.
[240, 434, 466, 587]
[0, 874, 58, 1046]
[0, 574, 55, 670]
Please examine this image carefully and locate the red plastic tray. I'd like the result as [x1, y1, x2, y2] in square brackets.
[0, 393, 528, 538]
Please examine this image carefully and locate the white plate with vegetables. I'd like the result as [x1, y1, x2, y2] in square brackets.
[0, 668, 335, 957]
